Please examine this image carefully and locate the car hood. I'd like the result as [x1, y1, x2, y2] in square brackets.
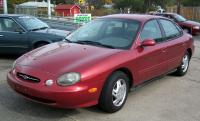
[182, 20, 200, 26]
[35, 28, 70, 37]
[16, 42, 122, 75]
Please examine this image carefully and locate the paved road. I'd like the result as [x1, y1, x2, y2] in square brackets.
[0, 36, 200, 121]
[41, 18, 80, 31]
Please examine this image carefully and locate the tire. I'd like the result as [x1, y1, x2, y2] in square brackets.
[174, 51, 190, 76]
[99, 71, 129, 113]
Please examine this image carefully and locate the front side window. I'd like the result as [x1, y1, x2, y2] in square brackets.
[140, 20, 163, 42]
[160, 19, 181, 40]
[66, 19, 140, 49]
[0, 18, 22, 32]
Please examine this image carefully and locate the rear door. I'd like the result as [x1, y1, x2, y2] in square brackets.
[158, 19, 186, 71]
[0, 17, 28, 54]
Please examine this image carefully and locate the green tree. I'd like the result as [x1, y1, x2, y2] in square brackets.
[114, 0, 173, 13]
[49, 0, 67, 4]
[114, 0, 145, 12]
[7, 0, 29, 13]
[9, 0, 28, 5]
[182, 0, 200, 6]
[87, 0, 104, 8]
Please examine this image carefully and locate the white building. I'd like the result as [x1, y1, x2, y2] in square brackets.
[15, 1, 54, 16]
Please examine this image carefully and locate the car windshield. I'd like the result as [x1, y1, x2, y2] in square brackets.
[66, 18, 140, 49]
[16, 16, 49, 31]
[174, 14, 187, 22]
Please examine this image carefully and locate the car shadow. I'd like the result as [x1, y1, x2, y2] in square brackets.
[0, 54, 20, 60]
[0, 75, 175, 120]
[0, 83, 80, 120]
[84, 106, 108, 114]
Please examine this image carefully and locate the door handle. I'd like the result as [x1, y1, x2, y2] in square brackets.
[0, 35, 3, 37]
[161, 48, 167, 53]
[162, 50, 166, 53]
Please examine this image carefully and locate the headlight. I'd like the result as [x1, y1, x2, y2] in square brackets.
[193, 26, 200, 30]
[57, 72, 81, 86]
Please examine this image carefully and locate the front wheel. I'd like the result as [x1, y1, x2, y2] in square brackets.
[174, 52, 190, 76]
[99, 71, 129, 113]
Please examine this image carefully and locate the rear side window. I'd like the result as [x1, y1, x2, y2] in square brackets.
[159, 19, 181, 40]
[140, 20, 163, 43]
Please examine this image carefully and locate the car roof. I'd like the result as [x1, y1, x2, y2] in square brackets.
[0, 14, 30, 18]
[155, 13, 177, 16]
[100, 14, 164, 22]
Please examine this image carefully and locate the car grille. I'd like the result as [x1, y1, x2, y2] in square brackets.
[17, 73, 40, 83]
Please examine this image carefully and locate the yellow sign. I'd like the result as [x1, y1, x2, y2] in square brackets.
[105, 0, 112, 4]
[79, 0, 85, 4]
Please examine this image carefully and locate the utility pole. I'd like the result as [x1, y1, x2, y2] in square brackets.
[47, 0, 51, 19]
[3, 0, 7, 14]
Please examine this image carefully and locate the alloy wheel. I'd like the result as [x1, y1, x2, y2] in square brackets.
[181, 54, 189, 73]
[112, 79, 127, 107]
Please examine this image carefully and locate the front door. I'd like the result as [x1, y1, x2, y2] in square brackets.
[135, 19, 168, 84]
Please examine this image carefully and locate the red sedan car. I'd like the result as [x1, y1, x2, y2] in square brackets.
[7, 14, 194, 113]
[154, 13, 200, 35]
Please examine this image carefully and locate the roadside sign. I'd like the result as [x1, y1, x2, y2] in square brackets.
[0, 0, 3, 7]
[74, 13, 92, 24]
[79, 0, 85, 5]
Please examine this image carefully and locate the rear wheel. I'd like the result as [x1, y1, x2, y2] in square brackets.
[174, 52, 190, 76]
[99, 71, 129, 113]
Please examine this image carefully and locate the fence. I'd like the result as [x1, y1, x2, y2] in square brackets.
[167, 6, 200, 21]
[15, 5, 38, 16]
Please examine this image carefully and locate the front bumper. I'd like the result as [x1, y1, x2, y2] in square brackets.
[7, 68, 100, 108]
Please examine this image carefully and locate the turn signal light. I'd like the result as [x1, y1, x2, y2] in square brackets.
[88, 88, 97, 93]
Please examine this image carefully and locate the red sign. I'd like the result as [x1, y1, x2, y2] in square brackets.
[0, 0, 3, 7]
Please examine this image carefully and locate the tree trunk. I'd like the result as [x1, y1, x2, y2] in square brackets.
[144, 0, 151, 13]
[177, 0, 181, 14]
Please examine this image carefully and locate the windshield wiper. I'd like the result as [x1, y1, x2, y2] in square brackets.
[30, 27, 49, 31]
[64, 38, 72, 43]
[40, 27, 49, 30]
[74, 40, 116, 49]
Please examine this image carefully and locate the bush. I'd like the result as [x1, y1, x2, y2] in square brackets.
[86, 8, 119, 16]
[0, 9, 3, 14]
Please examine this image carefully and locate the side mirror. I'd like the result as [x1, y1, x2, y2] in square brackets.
[141, 39, 156, 47]
[15, 28, 24, 34]
[66, 31, 72, 36]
